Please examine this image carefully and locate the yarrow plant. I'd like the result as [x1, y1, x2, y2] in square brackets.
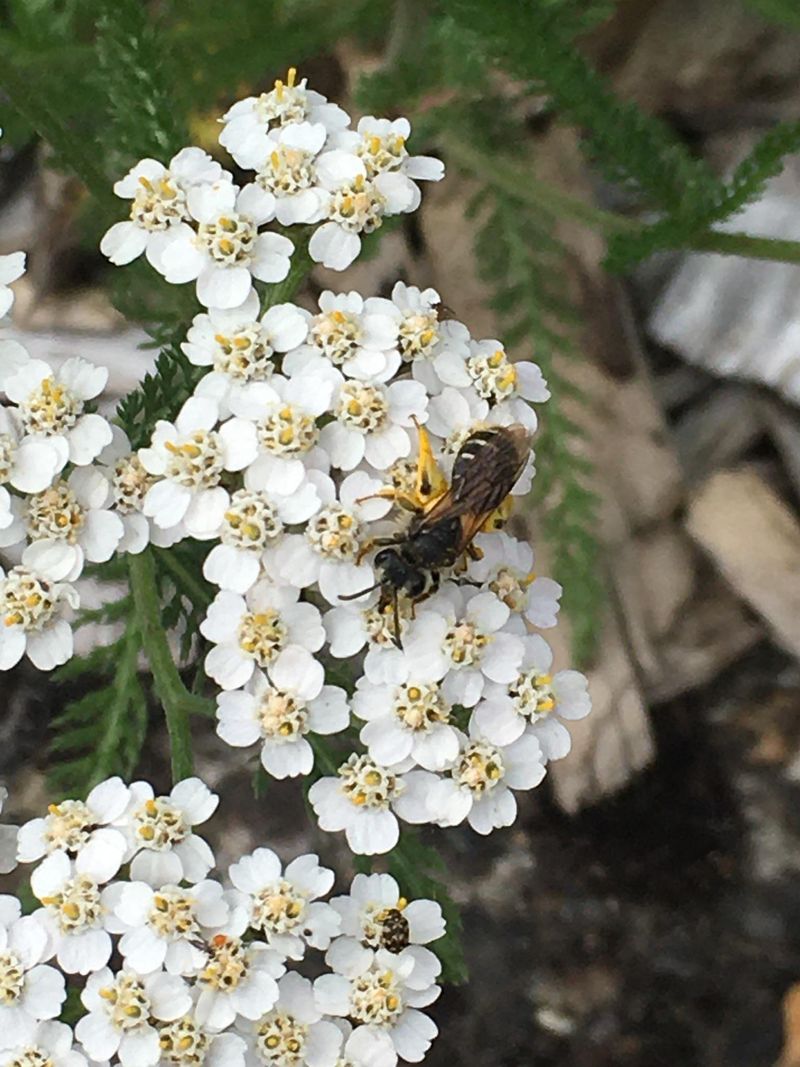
[0, 69, 591, 1064]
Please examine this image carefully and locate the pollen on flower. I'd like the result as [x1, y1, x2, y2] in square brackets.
[398, 310, 439, 362]
[256, 67, 310, 126]
[257, 688, 309, 743]
[467, 348, 518, 402]
[363, 600, 410, 647]
[39, 873, 103, 933]
[133, 797, 188, 851]
[131, 174, 189, 231]
[358, 132, 407, 178]
[453, 740, 505, 796]
[334, 381, 388, 433]
[349, 966, 404, 1026]
[257, 145, 316, 198]
[256, 1011, 309, 1064]
[238, 609, 287, 666]
[19, 377, 81, 436]
[327, 175, 386, 235]
[43, 799, 93, 853]
[197, 213, 257, 266]
[443, 420, 489, 458]
[113, 454, 156, 513]
[1, 567, 62, 632]
[0, 950, 25, 1004]
[212, 324, 274, 381]
[97, 972, 151, 1032]
[148, 889, 200, 940]
[508, 669, 556, 722]
[338, 754, 401, 811]
[392, 681, 451, 732]
[198, 935, 248, 991]
[250, 880, 307, 935]
[164, 431, 224, 489]
[0, 434, 16, 482]
[5, 1046, 54, 1067]
[221, 490, 283, 550]
[488, 566, 533, 613]
[443, 619, 490, 668]
[310, 309, 361, 365]
[305, 504, 363, 562]
[158, 1015, 210, 1066]
[258, 406, 318, 455]
[25, 481, 85, 543]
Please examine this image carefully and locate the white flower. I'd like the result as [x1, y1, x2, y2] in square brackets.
[319, 375, 427, 471]
[30, 852, 115, 975]
[227, 849, 339, 960]
[331, 115, 443, 203]
[323, 594, 413, 687]
[0, 787, 17, 875]
[219, 68, 349, 166]
[201, 583, 324, 692]
[308, 151, 418, 271]
[2, 466, 125, 582]
[237, 971, 342, 1067]
[308, 756, 431, 856]
[424, 384, 488, 452]
[109, 879, 229, 977]
[16, 776, 130, 880]
[0, 402, 67, 495]
[466, 531, 562, 628]
[100, 148, 227, 269]
[327, 872, 445, 980]
[216, 654, 349, 779]
[157, 179, 293, 309]
[76, 967, 191, 1067]
[98, 427, 183, 555]
[232, 121, 329, 225]
[353, 673, 460, 772]
[184, 290, 309, 413]
[0, 1021, 88, 1067]
[261, 471, 391, 605]
[423, 726, 547, 835]
[434, 339, 548, 425]
[0, 564, 78, 671]
[388, 282, 471, 388]
[193, 935, 284, 1033]
[472, 634, 591, 760]
[155, 1005, 246, 1067]
[314, 947, 439, 1063]
[0, 252, 25, 319]
[202, 483, 320, 595]
[326, 1022, 397, 1067]
[229, 375, 332, 496]
[0, 897, 66, 1045]
[122, 779, 218, 889]
[402, 585, 524, 707]
[283, 290, 400, 382]
[140, 397, 257, 539]
[0, 348, 112, 467]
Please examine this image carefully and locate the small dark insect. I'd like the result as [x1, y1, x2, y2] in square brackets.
[340, 422, 531, 646]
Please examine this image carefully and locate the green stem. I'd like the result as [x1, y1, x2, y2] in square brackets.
[128, 549, 195, 781]
[444, 134, 800, 266]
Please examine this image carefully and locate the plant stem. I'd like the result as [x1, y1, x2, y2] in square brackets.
[444, 134, 800, 266]
[128, 549, 195, 781]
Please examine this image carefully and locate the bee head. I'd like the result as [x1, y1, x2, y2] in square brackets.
[375, 548, 425, 598]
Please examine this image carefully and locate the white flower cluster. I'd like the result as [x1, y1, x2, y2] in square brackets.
[100, 67, 444, 306]
[2, 775, 443, 1066]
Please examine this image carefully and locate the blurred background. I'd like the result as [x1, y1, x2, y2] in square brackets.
[2, 0, 800, 1063]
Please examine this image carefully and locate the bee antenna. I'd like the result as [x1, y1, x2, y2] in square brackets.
[338, 582, 382, 602]
[393, 589, 403, 649]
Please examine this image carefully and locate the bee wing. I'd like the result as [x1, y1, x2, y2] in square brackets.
[449, 425, 531, 515]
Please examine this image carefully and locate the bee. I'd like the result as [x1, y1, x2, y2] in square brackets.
[341, 421, 531, 645]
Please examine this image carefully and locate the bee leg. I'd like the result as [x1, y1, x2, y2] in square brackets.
[354, 485, 422, 513]
[411, 416, 448, 510]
